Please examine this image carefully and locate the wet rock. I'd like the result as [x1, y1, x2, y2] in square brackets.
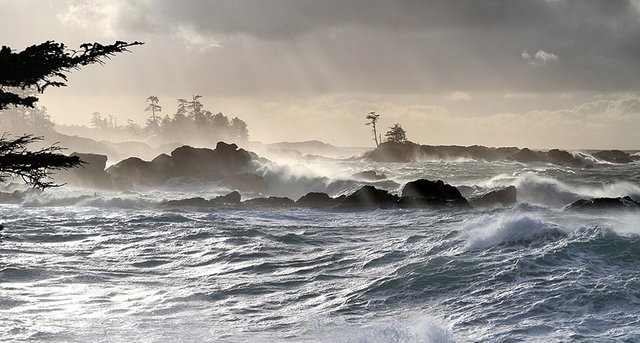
[56, 153, 132, 190]
[107, 157, 158, 186]
[401, 179, 468, 207]
[163, 197, 211, 207]
[243, 196, 295, 207]
[546, 149, 581, 167]
[211, 191, 242, 205]
[507, 148, 545, 163]
[564, 196, 640, 211]
[469, 186, 517, 208]
[592, 150, 634, 164]
[339, 185, 399, 209]
[296, 192, 339, 208]
[107, 142, 256, 187]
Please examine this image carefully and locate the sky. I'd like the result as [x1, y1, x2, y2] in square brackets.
[1, 0, 640, 148]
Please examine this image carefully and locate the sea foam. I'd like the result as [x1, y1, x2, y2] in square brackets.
[463, 214, 567, 250]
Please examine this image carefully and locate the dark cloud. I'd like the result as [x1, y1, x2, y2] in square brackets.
[112, 0, 640, 94]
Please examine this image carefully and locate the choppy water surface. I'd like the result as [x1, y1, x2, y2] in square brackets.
[1, 159, 640, 342]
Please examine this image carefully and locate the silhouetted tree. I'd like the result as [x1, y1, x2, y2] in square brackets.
[0, 40, 142, 110]
[187, 95, 203, 121]
[365, 111, 381, 147]
[0, 94, 54, 135]
[90, 112, 110, 130]
[385, 123, 407, 143]
[126, 119, 143, 135]
[0, 40, 142, 188]
[230, 117, 249, 142]
[145, 95, 161, 129]
[0, 135, 80, 189]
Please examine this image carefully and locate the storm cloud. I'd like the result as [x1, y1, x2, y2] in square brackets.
[49, 0, 640, 94]
[2, 0, 640, 147]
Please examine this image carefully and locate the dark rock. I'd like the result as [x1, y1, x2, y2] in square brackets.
[508, 148, 545, 163]
[365, 142, 587, 167]
[107, 157, 158, 186]
[243, 196, 295, 207]
[211, 191, 242, 205]
[107, 142, 256, 187]
[547, 149, 581, 167]
[366, 142, 520, 163]
[75, 152, 108, 171]
[55, 153, 132, 190]
[469, 186, 517, 208]
[339, 185, 399, 209]
[401, 179, 468, 207]
[592, 150, 633, 164]
[163, 197, 211, 207]
[564, 196, 640, 211]
[296, 192, 338, 208]
[366, 142, 422, 162]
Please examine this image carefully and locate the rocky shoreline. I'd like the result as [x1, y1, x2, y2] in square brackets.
[366, 141, 640, 167]
[1, 141, 636, 212]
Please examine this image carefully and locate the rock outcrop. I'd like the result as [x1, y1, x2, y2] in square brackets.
[592, 150, 635, 164]
[295, 192, 342, 208]
[564, 196, 640, 211]
[55, 152, 132, 190]
[364, 142, 629, 168]
[339, 185, 400, 209]
[243, 196, 295, 207]
[400, 179, 469, 207]
[106, 142, 262, 188]
[211, 191, 242, 205]
[469, 186, 517, 208]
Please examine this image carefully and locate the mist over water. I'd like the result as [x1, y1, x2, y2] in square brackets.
[1, 152, 640, 342]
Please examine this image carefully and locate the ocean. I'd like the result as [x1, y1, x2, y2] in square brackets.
[1, 157, 640, 342]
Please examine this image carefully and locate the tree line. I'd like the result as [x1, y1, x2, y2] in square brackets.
[88, 95, 249, 145]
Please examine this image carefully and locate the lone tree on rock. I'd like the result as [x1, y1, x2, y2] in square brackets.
[0, 40, 142, 188]
[365, 111, 381, 147]
[385, 123, 407, 143]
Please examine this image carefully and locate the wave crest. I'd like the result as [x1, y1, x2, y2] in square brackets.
[464, 215, 567, 250]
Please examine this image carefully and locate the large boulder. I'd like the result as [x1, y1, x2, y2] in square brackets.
[508, 148, 545, 163]
[469, 186, 517, 208]
[592, 150, 634, 164]
[400, 179, 468, 207]
[546, 149, 581, 167]
[106, 142, 256, 187]
[55, 152, 131, 190]
[163, 197, 211, 208]
[107, 157, 158, 186]
[243, 196, 295, 207]
[296, 192, 341, 208]
[211, 191, 242, 205]
[170, 142, 251, 179]
[366, 142, 422, 162]
[564, 196, 640, 212]
[339, 185, 399, 209]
